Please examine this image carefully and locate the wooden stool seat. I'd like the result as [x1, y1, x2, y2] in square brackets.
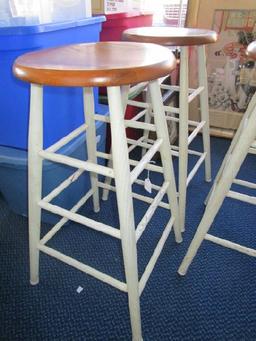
[122, 27, 217, 46]
[247, 41, 256, 60]
[13, 41, 176, 87]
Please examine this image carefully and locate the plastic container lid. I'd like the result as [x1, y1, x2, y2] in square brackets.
[0, 15, 105, 35]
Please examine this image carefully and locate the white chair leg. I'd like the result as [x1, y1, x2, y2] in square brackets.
[149, 80, 182, 243]
[198, 45, 211, 182]
[102, 85, 130, 201]
[28, 84, 43, 285]
[178, 46, 189, 233]
[107, 86, 142, 341]
[83, 87, 100, 213]
[178, 103, 256, 276]
[205, 92, 256, 205]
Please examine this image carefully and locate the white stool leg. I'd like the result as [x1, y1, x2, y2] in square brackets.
[28, 84, 43, 285]
[205, 92, 256, 205]
[179, 46, 189, 232]
[178, 103, 256, 276]
[141, 89, 152, 157]
[107, 86, 142, 341]
[83, 87, 100, 213]
[102, 85, 130, 201]
[149, 80, 182, 243]
[198, 45, 211, 182]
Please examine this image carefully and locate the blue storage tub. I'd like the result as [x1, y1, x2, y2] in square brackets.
[0, 16, 105, 149]
[0, 104, 108, 224]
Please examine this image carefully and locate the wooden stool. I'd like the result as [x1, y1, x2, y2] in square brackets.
[123, 27, 218, 233]
[13, 41, 182, 341]
[178, 41, 256, 276]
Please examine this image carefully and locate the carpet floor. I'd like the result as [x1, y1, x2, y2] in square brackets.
[1, 136, 256, 340]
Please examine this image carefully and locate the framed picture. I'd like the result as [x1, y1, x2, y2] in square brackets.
[186, 0, 256, 138]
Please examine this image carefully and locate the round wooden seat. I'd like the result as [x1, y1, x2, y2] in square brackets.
[122, 27, 217, 47]
[247, 41, 256, 61]
[13, 41, 176, 87]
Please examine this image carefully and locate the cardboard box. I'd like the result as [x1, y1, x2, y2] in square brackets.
[129, 0, 153, 13]
[92, 0, 153, 15]
[92, 0, 129, 14]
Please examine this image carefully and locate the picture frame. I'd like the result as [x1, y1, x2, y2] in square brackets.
[186, 0, 256, 138]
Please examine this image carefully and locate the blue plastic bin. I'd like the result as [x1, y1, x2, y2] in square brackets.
[0, 104, 108, 224]
[0, 16, 105, 149]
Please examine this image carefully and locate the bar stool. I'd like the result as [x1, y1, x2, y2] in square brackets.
[13, 41, 182, 340]
[122, 27, 218, 233]
[178, 41, 256, 276]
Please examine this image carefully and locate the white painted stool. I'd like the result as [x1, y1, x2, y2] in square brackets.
[13, 41, 182, 341]
[178, 41, 256, 276]
[122, 27, 218, 233]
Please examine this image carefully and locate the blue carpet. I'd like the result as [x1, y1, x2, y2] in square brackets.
[1, 136, 256, 340]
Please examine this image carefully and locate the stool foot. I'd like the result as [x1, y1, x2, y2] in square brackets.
[177, 268, 186, 276]
[102, 191, 110, 201]
[30, 279, 39, 286]
[176, 236, 183, 244]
